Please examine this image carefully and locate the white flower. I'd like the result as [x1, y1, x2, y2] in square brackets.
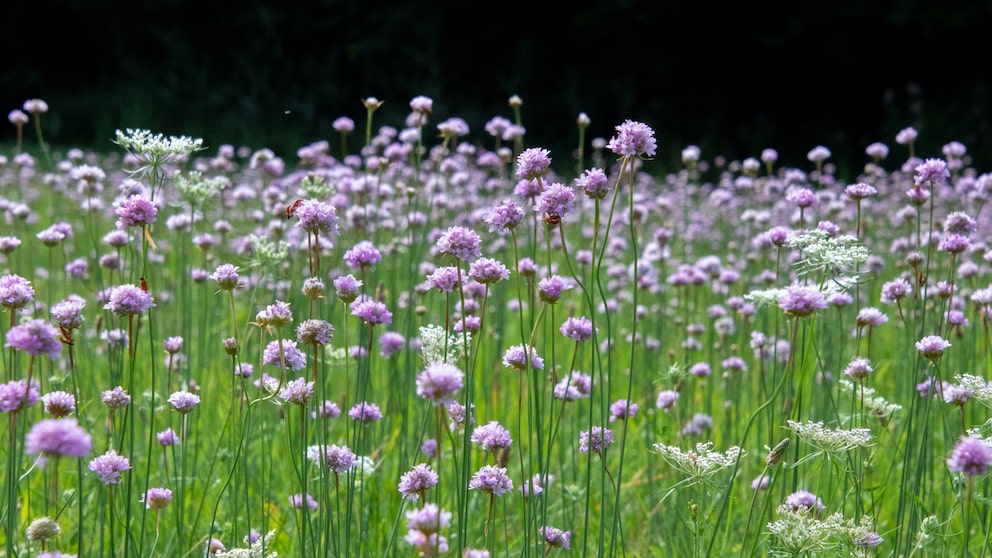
[767, 505, 845, 556]
[786, 228, 870, 280]
[787, 420, 872, 463]
[953, 374, 992, 407]
[837, 379, 902, 420]
[215, 530, 278, 558]
[653, 441, 743, 498]
[418, 324, 470, 365]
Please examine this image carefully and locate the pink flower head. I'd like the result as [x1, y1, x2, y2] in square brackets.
[606, 120, 657, 158]
[947, 435, 992, 476]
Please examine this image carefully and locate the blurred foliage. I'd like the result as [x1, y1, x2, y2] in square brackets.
[3, 0, 990, 172]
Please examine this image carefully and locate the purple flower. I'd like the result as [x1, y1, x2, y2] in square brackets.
[843, 357, 873, 380]
[806, 145, 831, 163]
[0, 379, 40, 413]
[421, 439, 438, 459]
[609, 399, 638, 422]
[257, 300, 293, 328]
[576, 167, 610, 199]
[41, 391, 76, 418]
[50, 298, 85, 331]
[416, 362, 464, 404]
[4, 319, 61, 360]
[349, 401, 383, 423]
[914, 158, 950, 186]
[211, 263, 240, 291]
[103, 284, 155, 316]
[855, 307, 888, 328]
[579, 426, 614, 455]
[262, 339, 307, 371]
[786, 186, 817, 209]
[398, 463, 439, 501]
[502, 344, 544, 371]
[289, 493, 318, 510]
[854, 531, 884, 548]
[534, 182, 576, 219]
[778, 285, 827, 318]
[938, 233, 970, 254]
[157, 428, 179, 446]
[537, 274, 574, 304]
[351, 298, 392, 326]
[916, 335, 951, 362]
[102, 386, 130, 410]
[333, 274, 363, 303]
[607, 119, 657, 158]
[785, 490, 825, 513]
[470, 421, 512, 452]
[406, 502, 451, 535]
[0, 273, 35, 310]
[142, 487, 173, 510]
[25, 418, 93, 459]
[278, 377, 314, 406]
[163, 336, 183, 354]
[293, 199, 339, 237]
[844, 182, 877, 201]
[880, 278, 912, 305]
[426, 266, 462, 293]
[468, 257, 510, 284]
[946, 435, 992, 476]
[168, 391, 200, 414]
[297, 319, 333, 346]
[88, 449, 131, 485]
[379, 331, 405, 358]
[560, 316, 594, 342]
[484, 199, 525, 233]
[312, 400, 341, 419]
[333, 116, 354, 133]
[436, 225, 482, 262]
[309, 444, 357, 473]
[539, 525, 571, 549]
[343, 240, 382, 270]
[468, 465, 513, 496]
[681, 413, 713, 437]
[115, 195, 157, 228]
[515, 147, 552, 180]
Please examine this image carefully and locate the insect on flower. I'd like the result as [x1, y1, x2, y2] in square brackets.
[139, 277, 149, 292]
[285, 199, 304, 219]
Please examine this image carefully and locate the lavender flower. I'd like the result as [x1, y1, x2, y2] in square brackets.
[142, 487, 173, 510]
[115, 195, 157, 228]
[88, 449, 131, 485]
[262, 339, 307, 371]
[436, 225, 482, 262]
[916, 335, 951, 363]
[468, 465, 513, 495]
[484, 199, 525, 233]
[278, 377, 314, 406]
[515, 147, 552, 180]
[25, 418, 93, 458]
[398, 463, 439, 501]
[211, 263, 240, 291]
[101, 386, 130, 410]
[579, 426, 614, 455]
[168, 391, 200, 414]
[539, 525, 571, 549]
[947, 435, 992, 476]
[0, 273, 35, 310]
[502, 344, 544, 371]
[470, 421, 512, 452]
[351, 299, 392, 326]
[4, 319, 61, 360]
[343, 240, 382, 270]
[349, 401, 383, 423]
[41, 391, 76, 417]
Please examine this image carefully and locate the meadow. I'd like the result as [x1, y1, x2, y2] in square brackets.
[1, 96, 991, 558]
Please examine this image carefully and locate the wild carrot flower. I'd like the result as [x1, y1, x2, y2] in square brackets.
[787, 420, 872, 459]
[947, 435, 992, 476]
[653, 441, 743, 492]
[88, 449, 131, 485]
[398, 463, 439, 501]
[25, 418, 92, 459]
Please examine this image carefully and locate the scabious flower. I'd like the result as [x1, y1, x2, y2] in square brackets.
[101, 386, 130, 410]
[88, 449, 131, 485]
[297, 319, 333, 346]
[785, 490, 826, 513]
[211, 263, 240, 291]
[947, 435, 992, 476]
[609, 399, 638, 421]
[333, 274, 363, 303]
[157, 428, 179, 446]
[471, 421, 512, 452]
[5, 319, 61, 360]
[25, 516, 60, 544]
[855, 307, 888, 328]
[289, 493, 318, 510]
[262, 339, 307, 371]
[579, 426, 614, 455]
[278, 378, 314, 406]
[293, 198, 340, 238]
[844, 182, 877, 201]
[1, 382, 40, 413]
[426, 266, 461, 292]
[405, 502, 451, 537]
[880, 277, 912, 305]
[115, 195, 158, 228]
[534, 182, 576, 220]
[560, 316, 594, 342]
[778, 285, 827, 318]
[576, 167, 610, 199]
[343, 240, 382, 270]
[416, 362, 464, 405]
[379, 331, 405, 358]
[916, 335, 951, 363]
[483, 199, 525, 233]
[168, 391, 200, 414]
[502, 344, 543, 371]
[351, 298, 392, 326]
[843, 357, 873, 380]
[537, 274, 574, 303]
[914, 158, 950, 186]
[349, 401, 383, 423]
[469, 465, 513, 495]
[656, 389, 679, 411]
[0, 273, 35, 310]
[398, 463, 439, 501]
[41, 391, 76, 418]
[308, 444, 357, 473]
[515, 147, 552, 180]
[258, 300, 293, 328]
[539, 525, 571, 549]
[142, 487, 173, 510]
[469, 257, 510, 284]
[436, 225, 482, 262]
[25, 418, 93, 459]
[103, 284, 155, 316]
[607, 119, 657, 158]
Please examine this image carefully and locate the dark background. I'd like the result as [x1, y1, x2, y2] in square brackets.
[3, 0, 990, 177]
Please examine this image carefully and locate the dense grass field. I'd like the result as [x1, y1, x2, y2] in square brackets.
[1, 97, 991, 557]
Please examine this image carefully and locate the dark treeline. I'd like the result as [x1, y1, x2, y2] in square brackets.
[3, 0, 990, 175]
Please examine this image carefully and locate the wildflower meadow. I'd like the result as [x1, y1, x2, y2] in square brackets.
[2, 95, 992, 558]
